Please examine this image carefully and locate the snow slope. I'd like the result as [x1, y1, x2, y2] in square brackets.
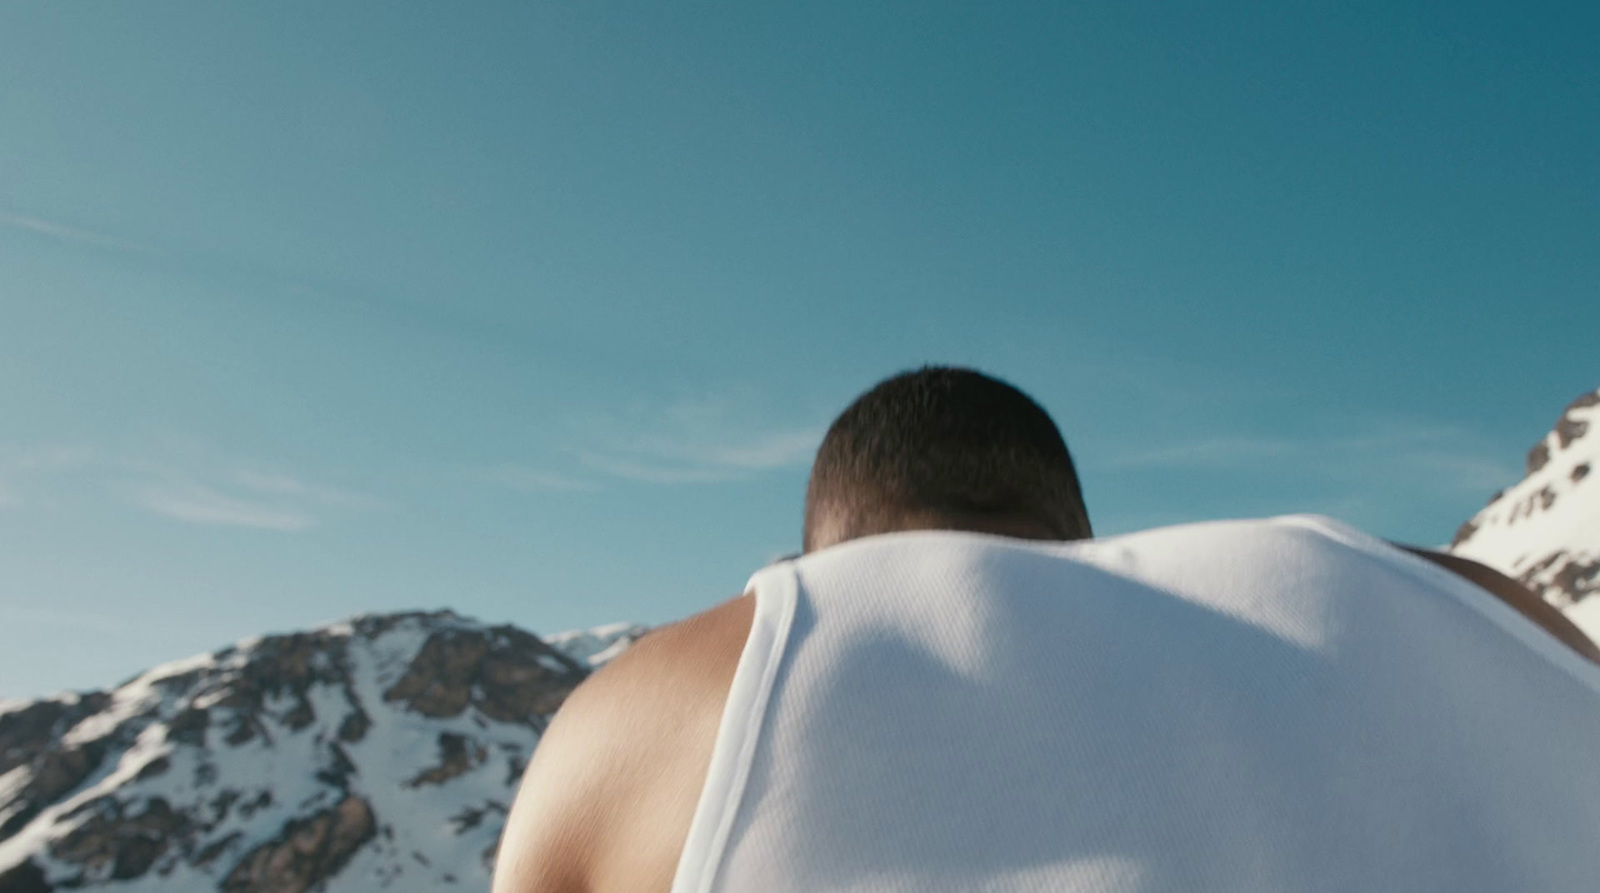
[1449, 388, 1600, 640]
[0, 612, 641, 893]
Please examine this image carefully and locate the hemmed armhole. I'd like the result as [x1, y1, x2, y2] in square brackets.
[1280, 514, 1600, 696]
[669, 564, 799, 893]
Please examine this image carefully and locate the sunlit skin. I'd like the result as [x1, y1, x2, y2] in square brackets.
[492, 589, 753, 893]
[491, 513, 1600, 893]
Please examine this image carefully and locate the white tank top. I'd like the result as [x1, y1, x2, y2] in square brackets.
[670, 515, 1600, 893]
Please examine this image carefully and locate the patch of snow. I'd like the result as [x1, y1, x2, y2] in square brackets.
[586, 637, 636, 668]
[535, 654, 569, 672]
[142, 651, 218, 685]
[1452, 390, 1600, 609]
[544, 622, 647, 669]
[0, 765, 32, 810]
[0, 721, 172, 874]
[61, 685, 155, 748]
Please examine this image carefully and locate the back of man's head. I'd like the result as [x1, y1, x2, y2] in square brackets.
[802, 367, 1092, 553]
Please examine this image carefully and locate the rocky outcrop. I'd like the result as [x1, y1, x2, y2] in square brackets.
[0, 611, 628, 893]
[405, 732, 488, 788]
[49, 796, 188, 882]
[383, 624, 586, 723]
[0, 859, 50, 893]
[0, 696, 113, 842]
[220, 796, 374, 893]
[204, 628, 358, 746]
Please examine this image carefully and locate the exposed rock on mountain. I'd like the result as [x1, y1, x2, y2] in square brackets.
[1450, 387, 1600, 639]
[0, 612, 641, 893]
[219, 794, 374, 893]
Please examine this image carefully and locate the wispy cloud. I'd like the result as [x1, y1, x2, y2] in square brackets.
[12, 445, 98, 471]
[232, 470, 376, 507]
[477, 465, 601, 493]
[1105, 437, 1296, 469]
[1095, 420, 1519, 497]
[1381, 450, 1518, 493]
[0, 209, 152, 254]
[128, 480, 316, 531]
[126, 464, 378, 530]
[580, 424, 823, 486]
[576, 452, 747, 485]
[483, 391, 825, 491]
[662, 429, 821, 470]
[0, 440, 374, 531]
[0, 443, 99, 512]
[1321, 421, 1521, 494]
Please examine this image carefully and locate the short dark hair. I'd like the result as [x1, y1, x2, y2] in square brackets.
[802, 367, 1091, 551]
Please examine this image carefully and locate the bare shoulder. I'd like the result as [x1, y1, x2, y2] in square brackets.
[616, 591, 759, 695]
[1395, 544, 1600, 666]
[493, 593, 756, 893]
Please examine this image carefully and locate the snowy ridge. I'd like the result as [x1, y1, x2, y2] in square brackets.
[0, 612, 642, 893]
[542, 622, 648, 670]
[1449, 387, 1600, 639]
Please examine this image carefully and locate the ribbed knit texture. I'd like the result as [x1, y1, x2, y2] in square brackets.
[672, 516, 1600, 893]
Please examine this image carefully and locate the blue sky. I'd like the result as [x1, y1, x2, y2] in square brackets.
[2, 1, 1595, 698]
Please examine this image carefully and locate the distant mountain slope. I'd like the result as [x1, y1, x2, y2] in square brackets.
[1449, 387, 1600, 639]
[0, 612, 641, 893]
[542, 622, 648, 669]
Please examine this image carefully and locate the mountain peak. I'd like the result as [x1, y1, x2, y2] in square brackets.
[1450, 386, 1600, 634]
[0, 611, 640, 893]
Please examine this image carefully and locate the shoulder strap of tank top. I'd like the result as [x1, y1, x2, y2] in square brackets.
[1282, 514, 1600, 694]
[670, 562, 799, 893]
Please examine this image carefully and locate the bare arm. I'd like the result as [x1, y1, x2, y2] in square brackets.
[1397, 545, 1600, 667]
[490, 665, 618, 893]
[492, 594, 754, 893]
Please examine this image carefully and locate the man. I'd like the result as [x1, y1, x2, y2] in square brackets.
[494, 367, 1600, 893]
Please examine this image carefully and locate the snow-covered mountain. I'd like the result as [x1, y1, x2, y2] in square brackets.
[0, 612, 642, 893]
[1449, 387, 1600, 640]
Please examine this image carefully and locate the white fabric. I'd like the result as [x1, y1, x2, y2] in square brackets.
[670, 515, 1600, 893]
